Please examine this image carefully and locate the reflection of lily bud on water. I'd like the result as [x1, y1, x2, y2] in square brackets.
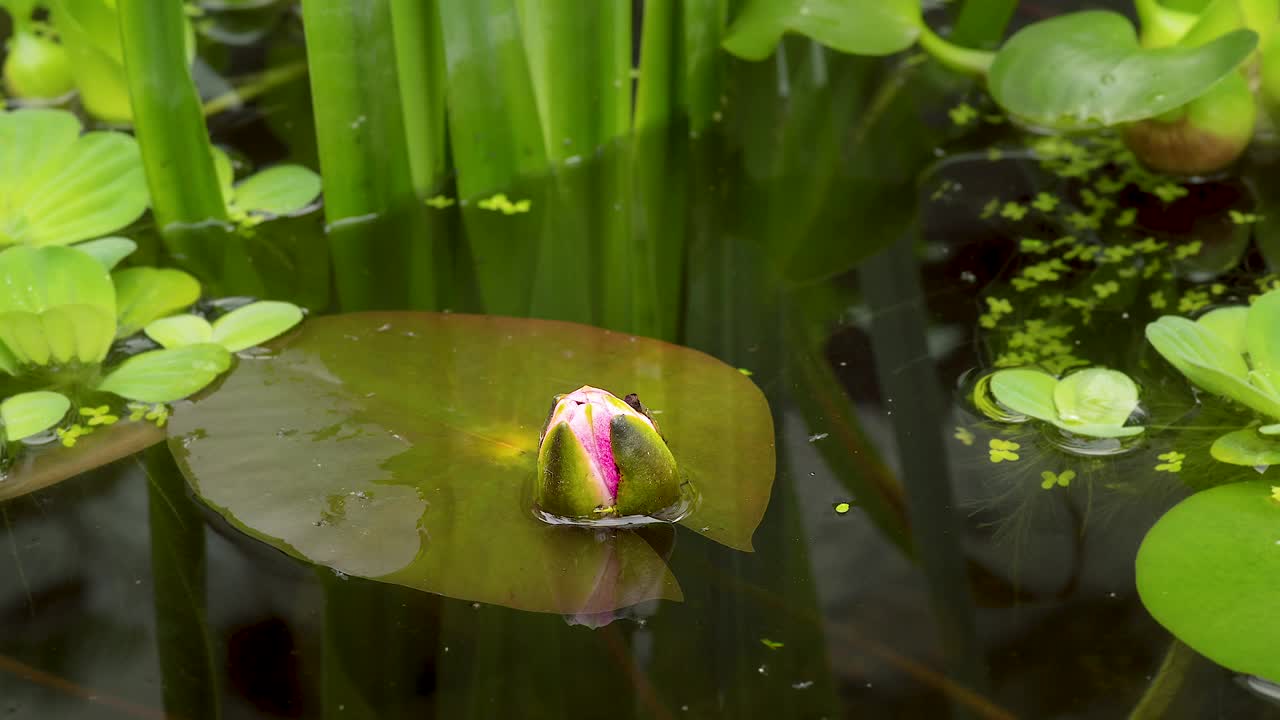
[536, 386, 680, 519]
[541, 524, 678, 628]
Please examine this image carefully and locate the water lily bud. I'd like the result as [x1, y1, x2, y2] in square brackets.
[1123, 71, 1255, 175]
[3, 32, 74, 100]
[536, 386, 680, 519]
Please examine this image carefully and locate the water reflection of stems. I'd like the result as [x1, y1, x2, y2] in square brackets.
[142, 445, 221, 720]
[1127, 639, 1197, 720]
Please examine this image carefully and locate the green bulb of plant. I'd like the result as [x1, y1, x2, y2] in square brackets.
[1123, 70, 1256, 175]
[3, 32, 74, 100]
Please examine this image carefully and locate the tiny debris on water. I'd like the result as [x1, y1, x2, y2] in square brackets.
[791, 681, 814, 690]
[808, 433, 829, 442]
[760, 638, 784, 650]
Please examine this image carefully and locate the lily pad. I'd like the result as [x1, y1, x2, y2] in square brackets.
[721, 0, 920, 61]
[0, 109, 148, 245]
[1136, 480, 1280, 682]
[988, 11, 1256, 129]
[168, 313, 776, 613]
[0, 421, 164, 501]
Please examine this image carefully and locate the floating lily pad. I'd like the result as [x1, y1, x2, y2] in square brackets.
[0, 421, 164, 501]
[168, 313, 776, 613]
[1136, 481, 1280, 682]
[1210, 427, 1280, 466]
[988, 11, 1256, 129]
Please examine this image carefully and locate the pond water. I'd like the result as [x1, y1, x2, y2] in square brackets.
[5, 4, 1280, 720]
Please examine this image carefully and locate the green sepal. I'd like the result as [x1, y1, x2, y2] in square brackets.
[611, 414, 680, 516]
[536, 420, 611, 518]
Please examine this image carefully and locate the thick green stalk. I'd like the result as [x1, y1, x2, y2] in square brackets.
[117, 0, 226, 229]
[143, 446, 221, 720]
[301, 0, 431, 310]
[389, 0, 448, 195]
[949, 0, 1019, 49]
[680, 0, 728, 133]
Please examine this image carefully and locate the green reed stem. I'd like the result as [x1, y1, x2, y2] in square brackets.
[680, 0, 728, 133]
[390, 0, 448, 195]
[949, 0, 1019, 49]
[1128, 639, 1197, 720]
[301, 0, 432, 310]
[117, 0, 226, 229]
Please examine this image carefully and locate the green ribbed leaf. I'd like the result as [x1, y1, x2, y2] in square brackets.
[98, 344, 232, 402]
[1, 391, 69, 441]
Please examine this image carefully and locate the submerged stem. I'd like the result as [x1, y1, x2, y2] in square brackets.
[1128, 639, 1197, 720]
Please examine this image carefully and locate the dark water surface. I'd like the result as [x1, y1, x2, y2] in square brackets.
[4, 14, 1280, 720]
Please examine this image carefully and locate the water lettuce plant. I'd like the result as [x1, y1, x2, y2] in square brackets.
[1146, 288, 1280, 466]
[1, 0, 73, 100]
[536, 385, 682, 520]
[984, 367, 1145, 438]
[166, 312, 776, 613]
[0, 243, 302, 462]
[0, 108, 148, 246]
[724, 0, 1274, 174]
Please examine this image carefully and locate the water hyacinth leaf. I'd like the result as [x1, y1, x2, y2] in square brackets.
[1053, 368, 1139, 426]
[1197, 305, 1249, 357]
[230, 165, 322, 217]
[1136, 480, 1280, 682]
[721, 0, 920, 61]
[0, 245, 115, 315]
[167, 313, 775, 613]
[1209, 427, 1280, 465]
[98, 344, 232, 402]
[113, 267, 202, 337]
[0, 110, 147, 245]
[209, 301, 303, 351]
[73, 236, 137, 270]
[1246, 289, 1280, 384]
[0, 391, 69, 441]
[146, 314, 213, 349]
[989, 368, 1059, 423]
[988, 11, 1256, 129]
[1146, 316, 1280, 417]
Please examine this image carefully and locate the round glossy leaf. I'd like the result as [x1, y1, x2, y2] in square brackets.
[989, 11, 1257, 129]
[0, 109, 148, 245]
[989, 368, 1060, 423]
[0, 245, 115, 316]
[1137, 481, 1280, 682]
[167, 313, 777, 613]
[98, 344, 232, 402]
[232, 165, 322, 217]
[73, 236, 137, 270]
[210, 301, 303, 352]
[722, 0, 920, 61]
[1, 391, 69, 441]
[113, 267, 202, 337]
[146, 314, 213, 349]
[1210, 427, 1280, 465]
[1053, 368, 1139, 426]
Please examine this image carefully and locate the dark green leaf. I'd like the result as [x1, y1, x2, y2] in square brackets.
[168, 313, 776, 612]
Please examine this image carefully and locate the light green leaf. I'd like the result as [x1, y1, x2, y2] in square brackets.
[1053, 368, 1139, 427]
[0, 109, 148, 245]
[1147, 316, 1280, 417]
[98, 344, 232, 402]
[1197, 305, 1249, 356]
[113, 267, 202, 337]
[210, 301, 303, 352]
[988, 11, 1257, 128]
[0, 391, 69, 441]
[73, 236, 137, 270]
[1137, 480, 1280, 682]
[1246, 288, 1280, 384]
[212, 146, 235, 206]
[1260, 423, 1280, 435]
[0, 306, 116, 366]
[0, 245, 115, 316]
[232, 165, 322, 217]
[722, 0, 920, 61]
[145, 314, 213, 349]
[989, 368, 1060, 423]
[1210, 427, 1280, 465]
[1053, 421, 1145, 438]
